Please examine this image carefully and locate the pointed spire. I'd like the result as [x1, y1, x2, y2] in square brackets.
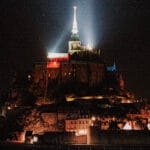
[72, 6, 78, 35]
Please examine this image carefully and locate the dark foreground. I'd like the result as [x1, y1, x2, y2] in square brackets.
[1, 143, 150, 150]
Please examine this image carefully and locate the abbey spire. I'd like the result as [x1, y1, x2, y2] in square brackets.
[72, 6, 78, 35]
[68, 6, 81, 54]
[71, 6, 79, 41]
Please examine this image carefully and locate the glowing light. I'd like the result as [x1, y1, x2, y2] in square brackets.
[72, 6, 78, 34]
[33, 135, 38, 143]
[147, 123, 150, 130]
[107, 63, 117, 72]
[87, 43, 93, 50]
[66, 95, 104, 101]
[47, 61, 60, 68]
[78, 1, 100, 48]
[47, 26, 69, 54]
[76, 129, 87, 136]
[47, 52, 69, 61]
[123, 122, 132, 130]
[28, 75, 31, 80]
[30, 139, 33, 144]
[66, 95, 76, 101]
[91, 116, 96, 121]
[7, 106, 11, 110]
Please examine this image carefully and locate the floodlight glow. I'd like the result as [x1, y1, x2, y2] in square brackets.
[48, 52, 68, 59]
[72, 6, 78, 34]
[47, 52, 69, 61]
[47, 21, 70, 54]
[87, 43, 93, 50]
[77, 1, 98, 48]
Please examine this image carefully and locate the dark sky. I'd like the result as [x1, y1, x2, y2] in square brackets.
[0, 0, 150, 99]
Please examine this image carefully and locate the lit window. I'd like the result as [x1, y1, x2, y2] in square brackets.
[147, 123, 150, 130]
[28, 75, 31, 80]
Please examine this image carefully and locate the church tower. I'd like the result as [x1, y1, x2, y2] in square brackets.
[72, 6, 78, 38]
[68, 6, 81, 55]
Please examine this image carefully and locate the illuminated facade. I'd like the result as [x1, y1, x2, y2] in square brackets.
[34, 6, 105, 91]
[4, 6, 150, 145]
[45, 62, 104, 84]
[31, 6, 132, 137]
[65, 118, 90, 136]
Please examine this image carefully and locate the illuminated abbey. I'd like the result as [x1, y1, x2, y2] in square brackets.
[2, 6, 150, 146]
[34, 6, 124, 99]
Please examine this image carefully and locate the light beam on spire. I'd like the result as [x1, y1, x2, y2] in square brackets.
[72, 6, 78, 35]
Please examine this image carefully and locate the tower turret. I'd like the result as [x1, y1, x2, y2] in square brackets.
[72, 6, 78, 36]
[68, 6, 81, 54]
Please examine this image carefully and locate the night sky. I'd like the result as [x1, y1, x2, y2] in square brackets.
[0, 0, 150, 99]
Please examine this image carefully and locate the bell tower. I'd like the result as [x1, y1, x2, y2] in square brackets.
[68, 6, 81, 55]
[72, 6, 78, 37]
